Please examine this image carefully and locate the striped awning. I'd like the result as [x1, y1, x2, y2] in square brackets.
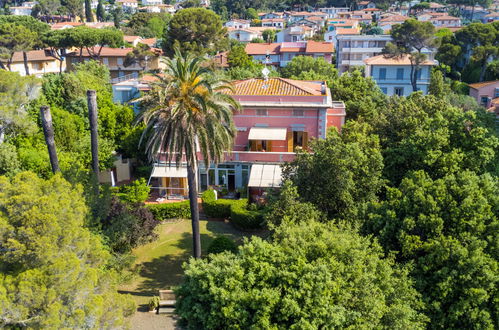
[151, 165, 188, 178]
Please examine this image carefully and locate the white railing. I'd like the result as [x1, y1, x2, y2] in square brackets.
[111, 72, 139, 84]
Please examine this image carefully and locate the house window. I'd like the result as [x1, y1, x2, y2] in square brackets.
[256, 109, 268, 116]
[293, 109, 304, 117]
[292, 131, 308, 150]
[381, 87, 387, 94]
[494, 88, 499, 98]
[394, 87, 404, 96]
[416, 68, 422, 79]
[396, 68, 404, 80]
[480, 96, 488, 105]
[117, 58, 123, 66]
[379, 68, 386, 80]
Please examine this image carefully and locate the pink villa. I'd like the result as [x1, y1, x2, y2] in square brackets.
[148, 78, 346, 199]
[469, 80, 499, 107]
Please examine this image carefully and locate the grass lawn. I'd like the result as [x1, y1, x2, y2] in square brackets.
[119, 219, 264, 306]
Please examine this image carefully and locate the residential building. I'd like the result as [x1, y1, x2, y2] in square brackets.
[148, 78, 346, 198]
[65, 47, 163, 79]
[468, 80, 499, 107]
[324, 26, 361, 44]
[428, 15, 461, 27]
[427, 2, 447, 12]
[379, 14, 409, 32]
[335, 34, 391, 73]
[6, 49, 65, 77]
[276, 26, 314, 42]
[483, 12, 499, 22]
[225, 19, 251, 29]
[245, 41, 334, 67]
[318, 7, 350, 18]
[50, 21, 85, 30]
[358, 1, 376, 9]
[259, 12, 285, 20]
[116, 0, 138, 11]
[124, 35, 142, 46]
[10, 2, 35, 16]
[142, 0, 162, 5]
[364, 54, 436, 96]
[262, 18, 285, 28]
[228, 28, 262, 42]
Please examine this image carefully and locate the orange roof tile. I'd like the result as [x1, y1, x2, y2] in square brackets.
[336, 28, 361, 35]
[364, 54, 436, 66]
[227, 78, 325, 96]
[305, 41, 334, 53]
[245, 43, 280, 55]
[468, 80, 499, 89]
[379, 14, 409, 22]
[139, 38, 157, 47]
[66, 47, 134, 57]
[11, 49, 57, 62]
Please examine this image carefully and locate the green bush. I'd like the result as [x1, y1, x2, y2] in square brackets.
[207, 236, 237, 255]
[147, 201, 191, 220]
[202, 189, 237, 219]
[148, 296, 160, 311]
[114, 178, 150, 204]
[230, 200, 264, 230]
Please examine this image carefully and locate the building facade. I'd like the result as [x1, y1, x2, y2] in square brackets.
[335, 34, 392, 73]
[469, 80, 499, 107]
[148, 78, 346, 199]
[7, 49, 64, 77]
[364, 54, 436, 96]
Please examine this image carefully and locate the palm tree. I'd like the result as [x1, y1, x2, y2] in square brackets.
[139, 50, 239, 258]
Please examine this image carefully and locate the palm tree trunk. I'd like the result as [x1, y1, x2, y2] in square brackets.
[23, 51, 30, 76]
[40, 106, 60, 173]
[187, 161, 201, 259]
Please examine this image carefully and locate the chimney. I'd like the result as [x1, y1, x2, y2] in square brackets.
[321, 82, 326, 94]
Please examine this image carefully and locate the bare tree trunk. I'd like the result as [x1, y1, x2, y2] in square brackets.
[23, 51, 30, 76]
[479, 59, 488, 82]
[40, 106, 60, 173]
[87, 90, 99, 180]
[410, 64, 417, 92]
[187, 160, 201, 259]
[0, 60, 6, 70]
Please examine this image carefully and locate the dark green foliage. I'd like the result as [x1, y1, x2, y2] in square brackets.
[283, 121, 384, 222]
[329, 69, 386, 120]
[163, 8, 228, 56]
[147, 201, 191, 220]
[281, 55, 338, 87]
[207, 236, 237, 254]
[229, 199, 264, 229]
[102, 197, 159, 253]
[114, 178, 150, 204]
[176, 221, 427, 329]
[365, 170, 498, 328]
[265, 180, 322, 229]
[372, 93, 499, 185]
[125, 12, 170, 38]
[227, 45, 254, 68]
[0, 143, 21, 177]
[202, 189, 238, 218]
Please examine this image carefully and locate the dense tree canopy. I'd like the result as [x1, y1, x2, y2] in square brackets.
[176, 221, 427, 329]
[283, 121, 384, 222]
[0, 172, 135, 328]
[281, 55, 338, 86]
[163, 8, 228, 56]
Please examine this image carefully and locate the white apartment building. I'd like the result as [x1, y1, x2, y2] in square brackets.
[335, 34, 392, 73]
[318, 7, 350, 18]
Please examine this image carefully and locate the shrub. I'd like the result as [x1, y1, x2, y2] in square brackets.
[147, 201, 191, 220]
[115, 178, 150, 204]
[207, 236, 237, 255]
[202, 189, 237, 219]
[230, 200, 264, 230]
[148, 296, 160, 311]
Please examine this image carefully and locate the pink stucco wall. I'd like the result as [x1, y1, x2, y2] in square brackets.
[233, 107, 321, 152]
[469, 82, 499, 105]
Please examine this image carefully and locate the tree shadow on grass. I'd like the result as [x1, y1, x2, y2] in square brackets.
[134, 231, 216, 295]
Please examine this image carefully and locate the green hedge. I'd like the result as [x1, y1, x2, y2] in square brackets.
[147, 201, 191, 220]
[202, 189, 238, 219]
[230, 200, 264, 230]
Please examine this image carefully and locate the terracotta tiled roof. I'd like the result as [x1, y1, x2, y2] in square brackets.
[429, 2, 445, 8]
[245, 43, 280, 55]
[305, 41, 334, 53]
[262, 18, 285, 22]
[50, 21, 84, 30]
[66, 47, 134, 57]
[124, 35, 141, 42]
[336, 28, 361, 35]
[484, 12, 499, 17]
[468, 80, 499, 89]
[363, 8, 381, 11]
[227, 78, 325, 96]
[364, 54, 436, 66]
[140, 38, 157, 47]
[431, 15, 461, 20]
[379, 14, 409, 22]
[11, 49, 57, 62]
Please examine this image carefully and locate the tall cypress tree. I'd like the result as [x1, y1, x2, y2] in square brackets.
[96, 0, 104, 22]
[85, 0, 93, 22]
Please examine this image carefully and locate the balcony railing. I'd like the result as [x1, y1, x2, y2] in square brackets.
[156, 151, 297, 163]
